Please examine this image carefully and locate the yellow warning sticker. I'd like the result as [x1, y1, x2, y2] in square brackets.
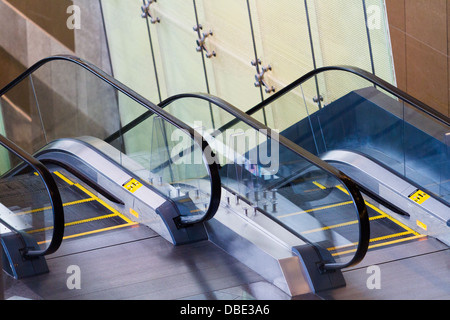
[416, 220, 428, 231]
[123, 178, 142, 193]
[129, 208, 139, 219]
[408, 189, 430, 205]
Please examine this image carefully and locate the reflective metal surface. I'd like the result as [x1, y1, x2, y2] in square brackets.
[322, 150, 450, 246]
[36, 137, 175, 243]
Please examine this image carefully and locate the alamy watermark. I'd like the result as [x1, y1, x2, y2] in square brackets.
[367, 4, 382, 30]
[66, 265, 81, 290]
[366, 265, 381, 290]
[66, 5, 81, 30]
[169, 121, 280, 175]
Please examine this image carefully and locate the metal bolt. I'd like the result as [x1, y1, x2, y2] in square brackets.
[272, 189, 278, 200]
[272, 201, 277, 213]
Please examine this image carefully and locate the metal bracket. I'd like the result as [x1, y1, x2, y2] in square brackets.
[313, 95, 324, 104]
[251, 59, 275, 94]
[193, 24, 216, 58]
[141, 0, 160, 24]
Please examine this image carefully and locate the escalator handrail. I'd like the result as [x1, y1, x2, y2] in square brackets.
[0, 55, 221, 227]
[246, 65, 450, 127]
[158, 93, 370, 271]
[0, 134, 64, 257]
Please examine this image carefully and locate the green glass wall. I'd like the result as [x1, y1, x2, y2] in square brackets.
[101, 0, 395, 133]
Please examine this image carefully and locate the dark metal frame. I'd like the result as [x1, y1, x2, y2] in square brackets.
[0, 135, 64, 257]
[0, 55, 222, 228]
[159, 92, 370, 271]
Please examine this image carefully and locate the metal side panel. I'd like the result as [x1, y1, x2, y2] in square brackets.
[35, 137, 207, 245]
[205, 205, 311, 297]
[205, 191, 347, 296]
[321, 150, 450, 245]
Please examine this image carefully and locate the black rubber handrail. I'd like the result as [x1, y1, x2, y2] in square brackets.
[246, 65, 450, 127]
[0, 55, 221, 227]
[0, 134, 64, 257]
[158, 93, 370, 271]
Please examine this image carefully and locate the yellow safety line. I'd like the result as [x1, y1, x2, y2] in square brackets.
[366, 234, 427, 250]
[301, 219, 358, 235]
[53, 171, 74, 185]
[16, 198, 96, 215]
[330, 234, 427, 256]
[37, 222, 138, 244]
[335, 184, 349, 195]
[290, 182, 425, 254]
[327, 230, 415, 252]
[11, 170, 139, 243]
[300, 214, 385, 235]
[364, 200, 421, 236]
[54, 171, 134, 225]
[75, 183, 134, 224]
[61, 223, 138, 241]
[313, 181, 327, 190]
[277, 201, 354, 219]
[335, 184, 421, 236]
[28, 212, 124, 234]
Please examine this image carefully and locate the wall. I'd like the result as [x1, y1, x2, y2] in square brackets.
[0, 0, 118, 156]
[386, 0, 450, 117]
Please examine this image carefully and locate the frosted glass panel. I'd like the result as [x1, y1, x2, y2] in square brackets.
[101, 0, 160, 103]
[199, 0, 263, 112]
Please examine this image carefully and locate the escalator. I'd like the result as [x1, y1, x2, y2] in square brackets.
[243, 66, 450, 247]
[239, 66, 450, 298]
[0, 56, 223, 285]
[0, 56, 373, 299]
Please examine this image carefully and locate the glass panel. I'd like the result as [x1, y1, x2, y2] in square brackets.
[0, 147, 54, 252]
[100, 0, 162, 103]
[107, 94, 214, 224]
[161, 96, 365, 267]
[151, 0, 209, 96]
[403, 102, 450, 203]
[199, 0, 264, 111]
[307, 0, 373, 72]
[251, 0, 315, 109]
[29, 60, 122, 146]
[364, 0, 396, 84]
[0, 75, 47, 154]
